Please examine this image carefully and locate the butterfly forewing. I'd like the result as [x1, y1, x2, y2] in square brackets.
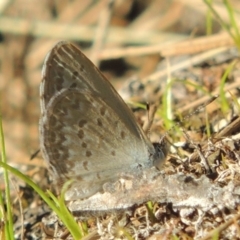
[40, 41, 157, 200]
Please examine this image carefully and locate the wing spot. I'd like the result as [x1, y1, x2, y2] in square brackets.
[111, 150, 116, 156]
[121, 131, 126, 140]
[72, 71, 79, 81]
[78, 129, 84, 139]
[70, 82, 77, 88]
[100, 107, 106, 116]
[82, 142, 87, 148]
[77, 176, 83, 181]
[86, 151, 92, 157]
[97, 118, 103, 127]
[78, 119, 87, 128]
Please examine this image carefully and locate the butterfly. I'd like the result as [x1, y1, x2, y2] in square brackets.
[39, 41, 166, 207]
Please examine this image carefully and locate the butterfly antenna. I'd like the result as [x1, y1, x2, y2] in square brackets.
[155, 94, 219, 157]
[178, 94, 218, 125]
[163, 94, 219, 137]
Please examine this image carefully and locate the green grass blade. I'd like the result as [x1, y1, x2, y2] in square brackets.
[205, 0, 213, 35]
[223, 0, 240, 44]
[219, 60, 237, 113]
[0, 115, 14, 240]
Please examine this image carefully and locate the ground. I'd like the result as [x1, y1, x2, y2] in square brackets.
[0, 0, 240, 239]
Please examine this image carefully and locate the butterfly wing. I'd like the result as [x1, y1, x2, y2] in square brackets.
[40, 41, 156, 200]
